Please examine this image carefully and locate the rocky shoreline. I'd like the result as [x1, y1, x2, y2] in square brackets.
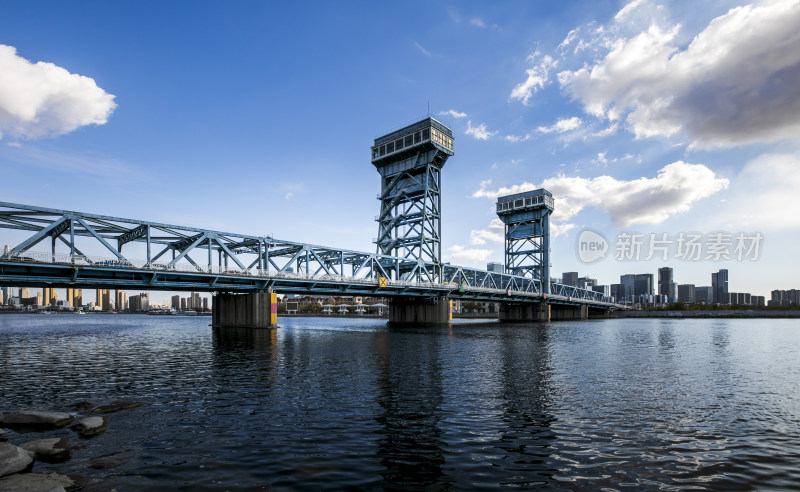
[0, 402, 146, 491]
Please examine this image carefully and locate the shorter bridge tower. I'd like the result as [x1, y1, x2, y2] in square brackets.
[496, 189, 554, 294]
[372, 117, 454, 282]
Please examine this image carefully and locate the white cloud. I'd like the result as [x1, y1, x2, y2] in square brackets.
[439, 109, 467, 119]
[503, 134, 530, 142]
[469, 218, 505, 245]
[284, 192, 294, 200]
[0, 44, 116, 140]
[551, 222, 577, 237]
[414, 41, 434, 57]
[465, 120, 498, 140]
[470, 17, 498, 29]
[510, 52, 557, 105]
[592, 123, 618, 137]
[558, 0, 800, 148]
[444, 245, 494, 265]
[537, 116, 582, 134]
[717, 151, 800, 229]
[472, 161, 729, 227]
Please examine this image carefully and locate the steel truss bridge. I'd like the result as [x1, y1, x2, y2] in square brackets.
[0, 202, 617, 309]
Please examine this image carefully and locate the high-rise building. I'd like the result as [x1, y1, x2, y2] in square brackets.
[180, 298, 187, 311]
[610, 284, 623, 303]
[658, 267, 675, 301]
[695, 286, 713, 304]
[562, 272, 579, 287]
[712, 269, 729, 304]
[486, 262, 504, 274]
[203, 297, 209, 311]
[0, 288, 4, 305]
[96, 289, 110, 311]
[66, 288, 82, 309]
[41, 288, 56, 306]
[171, 295, 180, 310]
[115, 291, 128, 311]
[619, 273, 654, 303]
[677, 284, 696, 303]
[128, 293, 150, 312]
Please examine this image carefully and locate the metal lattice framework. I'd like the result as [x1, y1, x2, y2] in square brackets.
[372, 118, 453, 283]
[0, 201, 617, 307]
[497, 189, 554, 294]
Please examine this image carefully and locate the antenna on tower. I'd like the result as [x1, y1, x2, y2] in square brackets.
[427, 101, 430, 117]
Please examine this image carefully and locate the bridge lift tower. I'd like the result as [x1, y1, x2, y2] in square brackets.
[371, 117, 454, 282]
[496, 189, 554, 294]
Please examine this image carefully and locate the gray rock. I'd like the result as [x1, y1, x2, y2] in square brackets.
[73, 417, 107, 437]
[20, 438, 72, 463]
[0, 443, 34, 478]
[0, 472, 84, 491]
[0, 411, 74, 428]
[89, 401, 147, 415]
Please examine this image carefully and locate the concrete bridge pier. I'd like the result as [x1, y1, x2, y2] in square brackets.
[499, 302, 550, 322]
[212, 290, 278, 329]
[550, 304, 589, 320]
[388, 296, 451, 326]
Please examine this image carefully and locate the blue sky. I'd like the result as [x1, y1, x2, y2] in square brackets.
[1, 0, 799, 301]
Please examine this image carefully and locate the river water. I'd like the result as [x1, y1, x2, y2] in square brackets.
[1, 314, 799, 490]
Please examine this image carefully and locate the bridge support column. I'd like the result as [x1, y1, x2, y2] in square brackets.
[212, 290, 277, 329]
[388, 296, 451, 326]
[499, 302, 550, 322]
[550, 304, 588, 321]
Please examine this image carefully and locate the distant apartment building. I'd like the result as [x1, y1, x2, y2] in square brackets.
[171, 295, 180, 310]
[578, 276, 597, 289]
[486, 262, 504, 274]
[620, 273, 654, 303]
[592, 285, 610, 297]
[67, 288, 82, 309]
[610, 284, 623, 303]
[562, 272, 579, 287]
[96, 289, 111, 311]
[42, 287, 57, 307]
[752, 296, 766, 307]
[658, 267, 675, 301]
[769, 289, 799, 307]
[712, 269, 729, 304]
[129, 293, 150, 312]
[116, 291, 128, 311]
[695, 286, 713, 304]
[677, 284, 696, 304]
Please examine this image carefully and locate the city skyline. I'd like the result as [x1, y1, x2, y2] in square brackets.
[1, 1, 799, 298]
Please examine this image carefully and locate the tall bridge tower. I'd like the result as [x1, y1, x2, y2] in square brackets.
[371, 118, 454, 282]
[496, 189, 554, 294]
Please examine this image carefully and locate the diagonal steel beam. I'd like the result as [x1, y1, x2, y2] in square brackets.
[9, 216, 70, 255]
[75, 217, 126, 260]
